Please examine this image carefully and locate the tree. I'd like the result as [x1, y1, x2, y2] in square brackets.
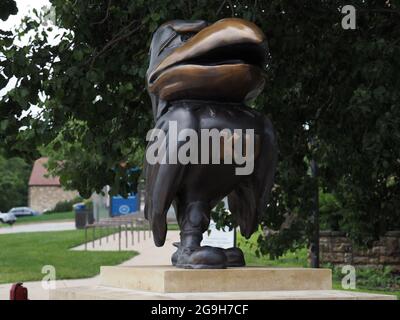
[1, 0, 399, 257]
[0, 0, 17, 90]
[0, 150, 31, 212]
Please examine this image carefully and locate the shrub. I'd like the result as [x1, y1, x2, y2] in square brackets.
[83, 199, 93, 211]
[330, 265, 400, 292]
[45, 196, 83, 214]
[319, 192, 343, 231]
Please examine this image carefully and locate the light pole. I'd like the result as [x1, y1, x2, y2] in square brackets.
[310, 158, 320, 268]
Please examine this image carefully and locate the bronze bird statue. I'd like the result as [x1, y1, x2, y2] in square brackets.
[144, 18, 277, 269]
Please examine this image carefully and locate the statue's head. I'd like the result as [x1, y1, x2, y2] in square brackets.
[146, 18, 267, 119]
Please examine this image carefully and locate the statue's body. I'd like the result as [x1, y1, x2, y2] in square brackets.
[144, 18, 277, 269]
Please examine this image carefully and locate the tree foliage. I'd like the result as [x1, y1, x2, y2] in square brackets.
[0, 0, 17, 22]
[1, 0, 399, 256]
[0, 150, 31, 212]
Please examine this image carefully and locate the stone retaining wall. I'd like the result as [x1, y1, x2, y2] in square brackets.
[320, 231, 400, 271]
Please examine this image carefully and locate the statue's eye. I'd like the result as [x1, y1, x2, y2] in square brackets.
[180, 32, 196, 42]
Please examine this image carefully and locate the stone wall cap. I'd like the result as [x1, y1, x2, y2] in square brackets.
[320, 230, 346, 237]
[385, 231, 400, 237]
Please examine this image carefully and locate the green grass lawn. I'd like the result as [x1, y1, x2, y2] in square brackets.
[0, 229, 136, 284]
[237, 232, 309, 267]
[237, 232, 400, 299]
[17, 211, 74, 224]
[0, 211, 75, 228]
[167, 223, 179, 230]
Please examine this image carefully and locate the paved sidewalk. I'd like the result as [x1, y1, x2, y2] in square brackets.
[0, 221, 75, 234]
[71, 229, 180, 266]
[0, 230, 179, 300]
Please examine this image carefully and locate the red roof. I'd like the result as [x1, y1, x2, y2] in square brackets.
[28, 157, 61, 186]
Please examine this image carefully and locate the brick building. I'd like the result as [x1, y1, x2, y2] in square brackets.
[28, 157, 79, 213]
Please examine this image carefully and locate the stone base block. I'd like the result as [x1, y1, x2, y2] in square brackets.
[99, 266, 332, 293]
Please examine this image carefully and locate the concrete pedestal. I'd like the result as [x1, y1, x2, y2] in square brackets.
[99, 266, 332, 293]
[50, 266, 397, 300]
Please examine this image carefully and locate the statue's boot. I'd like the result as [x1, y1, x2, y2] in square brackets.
[172, 232, 227, 269]
[223, 247, 245, 267]
[172, 243, 245, 267]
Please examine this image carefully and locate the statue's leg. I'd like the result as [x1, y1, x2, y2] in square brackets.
[171, 201, 245, 268]
[172, 201, 227, 269]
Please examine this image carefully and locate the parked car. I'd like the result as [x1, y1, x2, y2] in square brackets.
[0, 212, 17, 225]
[8, 207, 39, 217]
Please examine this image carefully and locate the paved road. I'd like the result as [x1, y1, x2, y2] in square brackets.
[0, 221, 75, 234]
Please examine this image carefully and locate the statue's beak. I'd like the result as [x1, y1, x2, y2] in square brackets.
[148, 18, 266, 85]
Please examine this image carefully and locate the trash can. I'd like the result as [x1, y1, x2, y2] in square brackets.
[74, 203, 94, 229]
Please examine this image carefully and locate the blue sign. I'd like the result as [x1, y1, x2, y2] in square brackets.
[111, 194, 139, 216]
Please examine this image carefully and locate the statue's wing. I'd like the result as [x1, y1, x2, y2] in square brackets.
[228, 115, 278, 238]
[144, 107, 197, 246]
